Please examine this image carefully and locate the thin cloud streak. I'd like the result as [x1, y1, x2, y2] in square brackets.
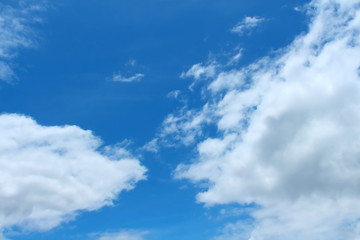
[112, 73, 145, 83]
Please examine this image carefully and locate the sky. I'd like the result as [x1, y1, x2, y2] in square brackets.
[1, 0, 360, 239]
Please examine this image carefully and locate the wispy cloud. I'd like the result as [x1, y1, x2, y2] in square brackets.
[180, 62, 218, 90]
[231, 16, 264, 35]
[159, 105, 214, 146]
[227, 48, 243, 66]
[141, 138, 159, 153]
[0, 1, 45, 83]
[126, 59, 137, 67]
[180, 62, 217, 80]
[213, 220, 254, 240]
[112, 72, 144, 83]
[166, 90, 181, 99]
[0, 61, 15, 83]
[93, 230, 148, 240]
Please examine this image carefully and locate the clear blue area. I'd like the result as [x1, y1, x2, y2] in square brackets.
[1, 0, 309, 239]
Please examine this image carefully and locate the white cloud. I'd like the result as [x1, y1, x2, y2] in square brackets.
[180, 63, 217, 80]
[0, 1, 44, 83]
[112, 73, 144, 83]
[180, 62, 218, 90]
[94, 230, 148, 240]
[169, 0, 360, 239]
[0, 114, 146, 236]
[231, 16, 264, 35]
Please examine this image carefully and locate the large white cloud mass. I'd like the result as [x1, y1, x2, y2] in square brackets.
[170, 0, 360, 239]
[0, 114, 146, 236]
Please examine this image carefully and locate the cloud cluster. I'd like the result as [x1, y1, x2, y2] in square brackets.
[166, 0, 360, 239]
[0, 114, 146, 236]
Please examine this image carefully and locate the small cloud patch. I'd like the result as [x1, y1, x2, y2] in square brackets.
[231, 16, 264, 35]
[112, 73, 144, 83]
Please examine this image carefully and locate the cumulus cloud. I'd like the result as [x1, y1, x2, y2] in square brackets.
[0, 1, 44, 82]
[94, 230, 148, 240]
[231, 16, 264, 35]
[111, 73, 144, 83]
[0, 114, 146, 236]
[166, 0, 360, 239]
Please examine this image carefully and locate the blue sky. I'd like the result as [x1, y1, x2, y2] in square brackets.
[1, 0, 360, 240]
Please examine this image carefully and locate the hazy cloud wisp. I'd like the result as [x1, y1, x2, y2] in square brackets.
[112, 73, 144, 83]
[231, 16, 264, 35]
[0, 1, 44, 83]
[94, 230, 148, 240]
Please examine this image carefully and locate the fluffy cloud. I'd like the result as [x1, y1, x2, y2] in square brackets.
[0, 114, 146, 236]
[0, 1, 44, 82]
[231, 16, 264, 35]
[169, 0, 360, 239]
